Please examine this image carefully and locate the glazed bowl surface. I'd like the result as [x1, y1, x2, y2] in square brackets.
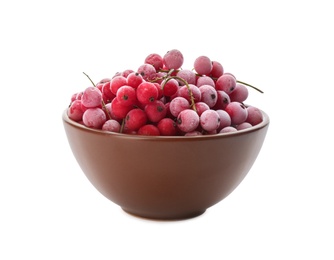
[63, 110, 269, 220]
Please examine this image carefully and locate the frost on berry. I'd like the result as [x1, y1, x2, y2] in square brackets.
[144, 53, 164, 71]
[82, 108, 106, 129]
[200, 110, 220, 132]
[176, 69, 197, 85]
[137, 63, 156, 81]
[199, 85, 217, 108]
[225, 102, 248, 125]
[69, 49, 264, 136]
[102, 119, 121, 132]
[81, 86, 102, 108]
[246, 106, 263, 126]
[193, 55, 212, 76]
[163, 49, 184, 70]
[176, 109, 200, 133]
[215, 74, 237, 94]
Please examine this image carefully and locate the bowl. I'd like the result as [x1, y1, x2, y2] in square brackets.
[62, 109, 269, 220]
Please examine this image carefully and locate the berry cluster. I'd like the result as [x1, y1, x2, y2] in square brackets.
[67, 49, 264, 136]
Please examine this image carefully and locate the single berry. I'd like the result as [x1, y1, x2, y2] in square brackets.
[110, 76, 127, 95]
[229, 83, 249, 103]
[199, 85, 217, 108]
[194, 55, 212, 75]
[216, 74, 237, 94]
[157, 118, 178, 136]
[176, 109, 200, 133]
[126, 72, 143, 89]
[200, 110, 220, 132]
[144, 53, 164, 70]
[116, 85, 137, 107]
[82, 107, 106, 129]
[225, 101, 248, 125]
[136, 82, 159, 105]
[124, 108, 148, 131]
[163, 49, 184, 70]
[169, 96, 190, 117]
[81, 86, 102, 108]
[102, 119, 121, 132]
[246, 106, 263, 125]
[145, 100, 167, 123]
[137, 124, 160, 136]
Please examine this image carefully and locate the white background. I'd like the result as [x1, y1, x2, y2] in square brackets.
[1, 0, 333, 259]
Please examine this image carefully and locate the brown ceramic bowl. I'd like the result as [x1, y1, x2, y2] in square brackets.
[63, 109, 269, 220]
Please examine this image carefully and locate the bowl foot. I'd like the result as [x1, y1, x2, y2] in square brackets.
[122, 208, 206, 221]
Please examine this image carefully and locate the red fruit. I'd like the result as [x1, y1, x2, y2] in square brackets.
[116, 85, 137, 107]
[110, 98, 133, 120]
[200, 109, 220, 132]
[110, 75, 127, 95]
[126, 72, 143, 89]
[163, 49, 184, 70]
[68, 99, 84, 122]
[225, 101, 248, 125]
[194, 102, 210, 116]
[178, 84, 201, 103]
[153, 83, 163, 100]
[199, 85, 217, 108]
[121, 69, 134, 78]
[124, 108, 147, 131]
[162, 78, 179, 97]
[176, 109, 200, 133]
[194, 55, 212, 75]
[136, 82, 159, 105]
[102, 81, 116, 101]
[212, 90, 230, 110]
[197, 75, 215, 88]
[81, 86, 102, 108]
[246, 106, 263, 125]
[169, 97, 190, 117]
[157, 118, 177, 136]
[137, 63, 157, 81]
[237, 122, 252, 130]
[137, 124, 160, 136]
[229, 83, 249, 103]
[209, 61, 224, 79]
[82, 107, 106, 129]
[176, 69, 197, 85]
[215, 74, 237, 94]
[144, 53, 164, 70]
[102, 119, 121, 132]
[145, 100, 167, 123]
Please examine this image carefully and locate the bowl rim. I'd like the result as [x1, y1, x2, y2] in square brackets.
[62, 108, 269, 140]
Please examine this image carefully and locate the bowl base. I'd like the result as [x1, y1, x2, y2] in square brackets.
[122, 208, 206, 221]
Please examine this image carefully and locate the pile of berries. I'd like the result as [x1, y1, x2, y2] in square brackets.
[67, 49, 264, 136]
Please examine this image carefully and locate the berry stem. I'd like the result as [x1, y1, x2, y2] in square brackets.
[236, 80, 264, 94]
[120, 118, 125, 133]
[171, 76, 197, 112]
[160, 72, 196, 112]
[83, 72, 112, 120]
[83, 72, 95, 86]
[158, 69, 264, 94]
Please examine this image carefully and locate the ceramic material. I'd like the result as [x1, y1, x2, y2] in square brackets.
[63, 110, 269, 220]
